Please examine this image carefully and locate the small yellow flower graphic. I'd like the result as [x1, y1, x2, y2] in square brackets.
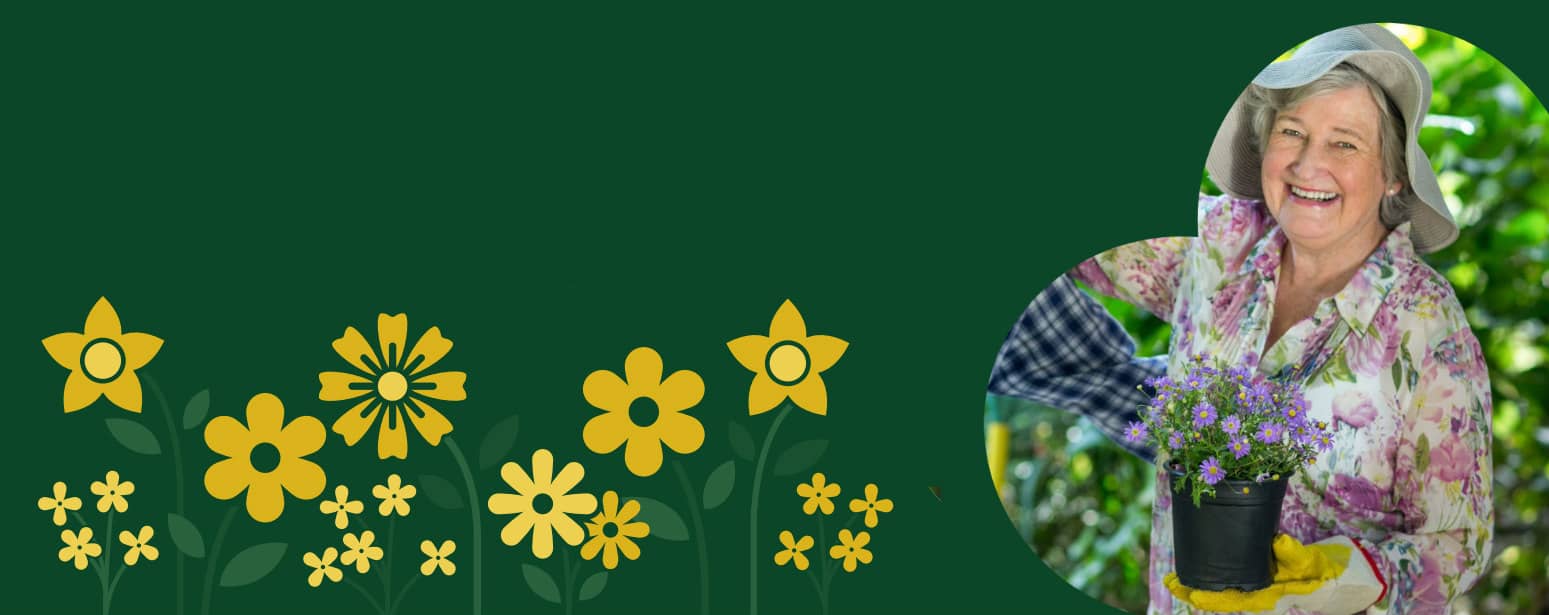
[580, 491, 650, 570]
[304, 548, 343, 587]
[38, 482, 83, 526]
[774, 531, 814, 571]
[848, 483, 894, 528]
[373, 474, 416, 517]
[320, 313, 467, 460]
[203, 393, 328, 523]
[582, 347, 706, 477]
[41, 297, 164, 413]
[90, 470, 135, 513]
[487, 449, 598, 559]
[727, 300, 848, 415]
[420, 540, 456, 576]
[828, 529, 872, 573]
[340, 530, 384, 574]
[119, 525, 159, 566]
[796, 473, 841, 515]
[320, 485, 364, 529]
[59, 528, 102, 571]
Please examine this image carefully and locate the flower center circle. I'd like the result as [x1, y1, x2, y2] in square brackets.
[765, 341, 810, 385]
[81, 339, 125, 383]
[377, 371, 409, 402]
[602, 522, 621, 538]
[249, 443, 282, 473]
[628, 396, 660, 428]
[530, 493, 555, 515]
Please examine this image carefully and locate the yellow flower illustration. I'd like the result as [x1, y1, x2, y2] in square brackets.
[90, 470, 135, 513]
[320, 313, 467, 460]
[727, 300, 848, 415]
[828, 529, 872, 573]
[38, 482, 83, 526]
[582, 347, 705, 477]
[320, 485, 364, 529]
[340, 530, 384, 573]
[373, 474, 416, 517]
[420, 540, 456, 576]
[580, 491, 650, 570]
[304, 548, 343, 587]
[59, 527, 102, 571]
[41, 297, 163, 413]
[203, 393, 328, 523]
[486, 449, 598, 559]
[796, 472, 841, 515]
[848, 483, 894, 528]
[119, 525, 159, 566]
[774, 531, 814, 571]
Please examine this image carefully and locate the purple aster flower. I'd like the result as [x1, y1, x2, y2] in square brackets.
[1183, 374, 1205, 391]
[1221, 414, 1242, 434]
[1255, 421, 1284, 444]
[1315, 431, 1334, 452]
[1253, 472, 1270, 483]
[1200, 457, 1224, 485]
[1124, 420, 1149, 445]
[1149, 396, 1166, 410]
[1168, 432, 1184, 450]
[1229, 435, 1252, 459]
[1191, 402, 1217, 429]
[1293, 424, 1315, 446]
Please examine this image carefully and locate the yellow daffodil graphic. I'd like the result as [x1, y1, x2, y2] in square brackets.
[774, 531, 814, 571]
[487, 449, 598, 559]
[320, 485, 364, 530]
[320, 313, 467, 460]
[203, 393, 328, 523]
[829, 529, 872, 572]
[582, 347, 705, 477]
[797, 472, 841, 515]
[580, 491, 650, 570]
[90, 470, 135, 513]
[373, 474, 416, 517]
[119, 526, 159, 566]
[727, 300, 848, 415]
[848, 484, 894, 528]
[41, 297, 163, 413]
[38, 482, 83, 526]
[340, 531, 384, 573]
[304, 548, 343, 587]
[420, 540, 456, 576]
[59, 528, 102, 570]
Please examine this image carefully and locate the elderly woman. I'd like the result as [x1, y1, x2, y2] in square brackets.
[1071, 25, 1493, 614]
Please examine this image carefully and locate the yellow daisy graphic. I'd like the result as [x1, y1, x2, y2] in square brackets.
[59, 527, 102, 570]
[848, 483, 894, 528]
[90, 470, 135, 513]
[203, 393, 328, 523]
[420, 540, 456, 576]
[320, 485, 364, 530]
[580, 491, 650, 570]
[340, 531, 384, 573]
[320, 313, 467, 460]
[727, 300, 848, 415]
[38, 482, 83, 527]
[582, 347, 706, 477]
[119, 525, 159, 566]
[828, 529, 872, 572]
[372, 474, 416, 517]
[774, 531, 814, 571]
[486, 449, 598, 559]
[304, 548, 343, 587]
[41, 297, 163, 413]
[796, 472, 841, 515]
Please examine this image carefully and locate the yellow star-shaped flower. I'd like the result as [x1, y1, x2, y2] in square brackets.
[42, 297, 163, 413]
[727, 300, 848, 416]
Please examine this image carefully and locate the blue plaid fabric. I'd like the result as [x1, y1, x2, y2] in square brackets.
[988, 273, 1166, 462]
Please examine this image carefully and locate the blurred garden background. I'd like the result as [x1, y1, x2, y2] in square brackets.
[984, 24, 1548, 615]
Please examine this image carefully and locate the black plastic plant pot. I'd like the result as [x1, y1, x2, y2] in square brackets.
[1168, 469, 1290, 592]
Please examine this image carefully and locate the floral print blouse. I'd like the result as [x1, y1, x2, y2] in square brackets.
[1071, 194, 1494, 615]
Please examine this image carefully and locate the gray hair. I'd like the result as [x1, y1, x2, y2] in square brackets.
[1244, 63, 1410, 227]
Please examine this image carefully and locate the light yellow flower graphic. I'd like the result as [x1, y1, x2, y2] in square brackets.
[420, 540, 456, 576]
[38, 482, 83, 526]
[340, 530, 384, 573]
[828, 529, 873, 573]
[119, 525, 159, 566]
[320, 485, 364, 529]
[796, 473, 841, 515]
[486, 449, 598, 559]
[90, 470, 135, 513]
[59, 527, 102, 571]
[320, 313, 467, 460]
[203, 393, 328, 523]
[373, 474, 416, 517]
[774, 531, 814, 571]
[727, 300, 848, 415]
[848, 483, 894, 528]
[582, 347, 706, 477]
[580, 491, 650, 570]
[304, 548, 343, 587]
[41, 297, 163, 413]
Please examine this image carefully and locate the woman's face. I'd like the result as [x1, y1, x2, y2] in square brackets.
[1260, 86, 1396, 255]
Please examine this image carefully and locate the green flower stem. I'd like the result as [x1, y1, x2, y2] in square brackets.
[343, 576, 386, 615]
[388, 570, 421, 615]
[815, 513, 830, 615]
[102, 509, 114, 615]
[672, 460, 711, 615]
[384, 517, 396, 608]
[144, 374, 187, 615]
[443, 437, 482, 615]
[819, 512, 862, 601]
[804, 569, 827, 614]
[106, 565, 129, 615]
[560, 547, 575, 615]
[201, 505, 239, 615]
[748, 402, 795, 615]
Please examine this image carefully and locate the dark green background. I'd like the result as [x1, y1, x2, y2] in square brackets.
[4, 5, 1544, 614]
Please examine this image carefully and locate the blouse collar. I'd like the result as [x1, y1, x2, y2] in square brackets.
[1236, 219, 1416, 336]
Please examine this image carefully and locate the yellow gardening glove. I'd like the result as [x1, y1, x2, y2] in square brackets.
[1164, 534, 1384, 614]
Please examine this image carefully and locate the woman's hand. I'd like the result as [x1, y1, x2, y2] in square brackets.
[1163, 534, 1385, 614]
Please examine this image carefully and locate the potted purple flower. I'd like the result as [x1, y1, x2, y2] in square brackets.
[1124, 356, 1333, 592]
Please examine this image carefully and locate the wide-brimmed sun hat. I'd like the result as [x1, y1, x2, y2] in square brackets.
[1206, 23, 1457, 254]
